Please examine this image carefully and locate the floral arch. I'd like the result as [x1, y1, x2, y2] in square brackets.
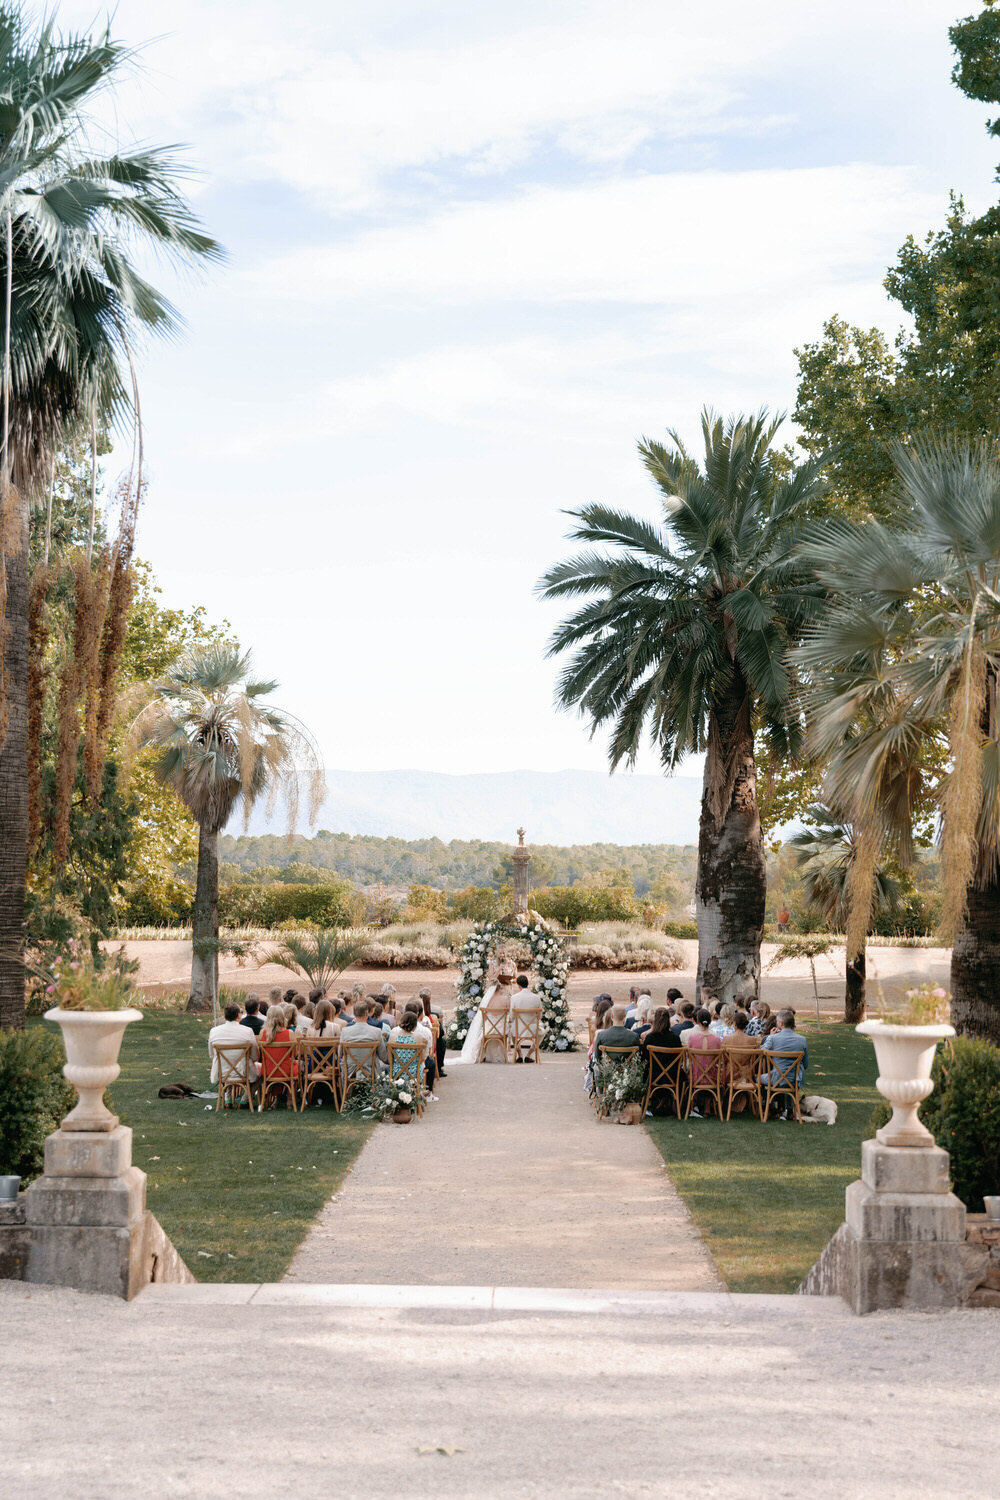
[445, 917, 576, 1052]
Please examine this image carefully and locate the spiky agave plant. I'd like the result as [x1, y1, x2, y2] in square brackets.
[267, 928, 372, 995]
[130, 643, 325, 1011]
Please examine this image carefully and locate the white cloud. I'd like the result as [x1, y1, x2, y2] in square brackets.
[252, 163, 939, 308]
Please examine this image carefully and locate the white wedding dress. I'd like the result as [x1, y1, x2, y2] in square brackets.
[453, 985, 509, 1064]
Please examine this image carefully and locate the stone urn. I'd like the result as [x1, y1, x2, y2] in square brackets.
[45, 1007, 143, 1132]
[856, 1020, 954, 1148]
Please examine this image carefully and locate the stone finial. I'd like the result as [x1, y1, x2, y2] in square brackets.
[517, 827, 526, 845]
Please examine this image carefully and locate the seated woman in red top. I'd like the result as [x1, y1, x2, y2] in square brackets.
[259, 1006, 294, 1081]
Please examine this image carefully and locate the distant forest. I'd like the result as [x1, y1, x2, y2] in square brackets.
[218, 831, 699, 896]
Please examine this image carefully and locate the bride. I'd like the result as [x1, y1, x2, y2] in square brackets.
[454, 950, 517, 1064]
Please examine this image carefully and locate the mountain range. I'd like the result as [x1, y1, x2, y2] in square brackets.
[239, 768, 703, 845]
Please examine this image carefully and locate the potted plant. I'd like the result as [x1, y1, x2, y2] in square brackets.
[42, 945, 143, 1133]
[592, 1050, 647, 1124]
[372, 1075, 419, 1124]
[857, 989, 954, 1148]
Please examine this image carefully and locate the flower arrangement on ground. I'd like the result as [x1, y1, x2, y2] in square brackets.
[445, 917, 576, 1052]
[370, 1075, 419, 1119]
[591, 1050, 647, 1115]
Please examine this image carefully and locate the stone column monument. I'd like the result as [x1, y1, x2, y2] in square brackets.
[511, 827, 531, 920]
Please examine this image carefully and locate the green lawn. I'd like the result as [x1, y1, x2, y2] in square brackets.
[645, 1023, 879, 1294]
[110, 1014, 374, 1282]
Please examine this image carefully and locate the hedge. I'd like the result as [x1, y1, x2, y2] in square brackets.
[218, 880, 364, 929]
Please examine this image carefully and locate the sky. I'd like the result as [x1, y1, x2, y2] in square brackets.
[58, 0, 1000, 779]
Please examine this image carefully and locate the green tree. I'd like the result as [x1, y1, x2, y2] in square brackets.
[539, 410, 827, 1004]
[131, 644, 323, 1011]
[789, 805, 900, 1023]
[799, 438, 1000, 1042]
[0, 7, 220, 1028]
[794, 6, 1000, 511]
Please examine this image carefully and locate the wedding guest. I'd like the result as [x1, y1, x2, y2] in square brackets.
[641, 1006, 683, 1116]
[268, 987, 282, 1010]
[419, 988, 448, 1078]
[746, 1000, 771, 1037]
[259, 1003, 295, 1097]
[722, 1010, 761, 1113]
[368, 998, 390, 1033]
[589, 997, 614, 1057]
[308, 1000, 338, 1038]
[283, 989, 297, 1005]
[341, 998, 388, 1076]
[350, 982, 366, 1014]
[401, 1000, 438, 1092]
[760, 1013, 779, 1040]
[208, 1002, 259, 1084]
[380, 982, 397, 1007]
[308, 987, 325, 1006]
[671, 1002, 696, 1038]
[710, 1002, 737, 1039]
[761, 1007, 808, 1116]
[685, 1007, 723, 1116]
[240, 995, 264, 1036]
[632, 996, 654, 1037]
[666, 988, 684, 1006]
[594, 1003, 642, 1057]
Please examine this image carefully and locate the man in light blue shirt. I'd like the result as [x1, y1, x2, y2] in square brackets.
[761, 1008, 808, 1115]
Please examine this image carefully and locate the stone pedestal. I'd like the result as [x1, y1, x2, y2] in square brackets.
[800, 1140, 988, 1313]
[11, 1126, 194, 1300]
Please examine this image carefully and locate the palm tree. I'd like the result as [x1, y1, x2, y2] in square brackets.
[131, 644, 324, 1012]
[0, 8, 221, 1028]
[539, 409, 828, 1004]
[268, 928, 372, 995]
[799, 436, 1000, 1043]
[789, 806, 900, 1023]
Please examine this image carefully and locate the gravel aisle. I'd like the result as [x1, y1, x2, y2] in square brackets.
[284, 1053, 722, 1289]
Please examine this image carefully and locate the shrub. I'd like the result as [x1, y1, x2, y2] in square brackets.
[870, 1037, 1000, 1211]
[447, 886, 502, 922]
[121, 877, 193, 926]
[0, 1028, 75, 1183]
[533, 883, 642, 929]
[404, 884, 448, 921]
[219, 880, 364, 929]
[663, 920, 697, 940]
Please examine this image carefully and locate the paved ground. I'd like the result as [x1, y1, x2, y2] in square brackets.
[3, 1279, 998, 1499]
[284, 1053, 722, 1289]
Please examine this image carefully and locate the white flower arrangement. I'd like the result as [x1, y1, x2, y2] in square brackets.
[444, 914, 577, 1052]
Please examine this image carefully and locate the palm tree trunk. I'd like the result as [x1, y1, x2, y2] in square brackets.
[0, 485, 29, 1030]
[695, 672, 765, 1006]
[845, 945, 866, 1024]
[189, 824, 219, 1014]
[951, 875, 1000, 1044]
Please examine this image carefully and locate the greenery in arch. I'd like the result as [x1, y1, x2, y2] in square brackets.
[445, 917, 575, 1052]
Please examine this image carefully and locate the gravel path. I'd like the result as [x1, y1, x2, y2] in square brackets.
[285, 1053, 722, 1289]
[3, 1280, 998, 1499]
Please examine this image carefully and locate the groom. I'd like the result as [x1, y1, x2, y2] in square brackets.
[511, 974, 543, 1062]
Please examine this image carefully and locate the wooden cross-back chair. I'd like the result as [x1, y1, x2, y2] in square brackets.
[759, 1049, 804, 1122]
[593, 1043, 642, 1118]
[509, 1008, 542, 1064]
[478, 1006, 509, 1063]
[642, 1045, 686, 1118]
[724, 1044, 765, 1120]
[387, 1039, 425, 1115]
[212, 1041, 258, 1113]
[297, 1036, 341, 1111]
[587, 1014, 597, 1049]
[258, 1039, 298, 1112]
[339, 1037, 380, 1111]
[683, 1042, 726, 1119]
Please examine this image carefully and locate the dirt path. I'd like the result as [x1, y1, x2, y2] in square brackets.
[284, 1053, 722, 1290]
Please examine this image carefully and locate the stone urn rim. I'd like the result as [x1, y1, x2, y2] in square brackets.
[44, 1005, 145, 1023]
[856, 1019, 955, 1040]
